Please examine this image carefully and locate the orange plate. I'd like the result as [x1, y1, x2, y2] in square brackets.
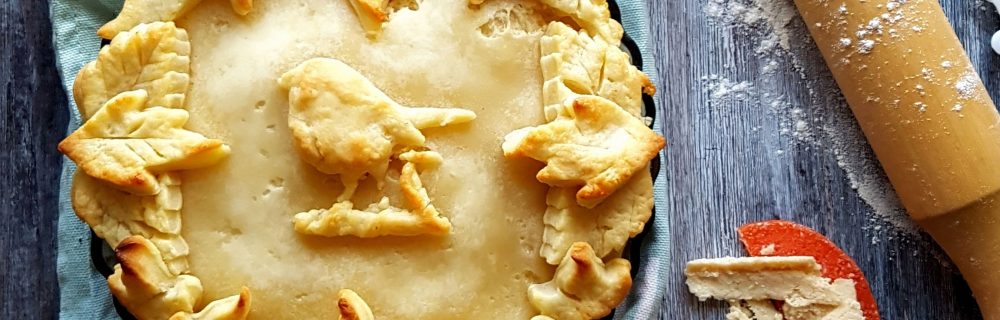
[738, 220, 880, 320]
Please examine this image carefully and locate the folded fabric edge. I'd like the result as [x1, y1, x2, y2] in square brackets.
[614, 1, 667, 319]
[49, 0, 123, 319]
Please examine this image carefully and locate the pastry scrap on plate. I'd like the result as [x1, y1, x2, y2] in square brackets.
[685, 221, 879, 320]
[686, 256, 864, 320]
[63, 0, 663, 318]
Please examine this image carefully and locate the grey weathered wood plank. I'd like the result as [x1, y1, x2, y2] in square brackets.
[1, 0, 69, 319]
[648, 0, 989, 318]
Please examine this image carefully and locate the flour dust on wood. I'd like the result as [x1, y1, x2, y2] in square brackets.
[699, 0, 925, 239]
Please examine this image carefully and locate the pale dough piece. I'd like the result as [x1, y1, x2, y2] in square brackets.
[98, 0, 254, 39]
[60, 90, 230, 196]
[109, 236, 202, 320]
[538, 0, 623, 44]
[346, 0, 390, 36]
[98, 0, 203, 39]
[686, 256, 833, 304]
[540, 22, 653, 121]
[502, 96, 665, 208]
[292, 162, 452, 237]
[726, 300, 783, 320]
[66, 18, 228, 280]
[539, 22, 604, 121]
[337, 289, 375, 320]
[595, 40, 656, 117]
[73, 172, 190, 275]
[177, 0, 555, 318]
[469, 0, 623, 44]
[528, 242, 632, 320]
[539, 169, 652, 264]
[397, 150, 443, 168]
[346, 0, 428, 36]
[277, 57, 475, 200]
[76, 22, 190, 120]
[109, 235, 251, 320]
[230, 0, 254, 16]
[170, 287, 253, 320]
[66, 22, 225, 276]
[685, 256, 864, 320]
[782, 279, 863, 320]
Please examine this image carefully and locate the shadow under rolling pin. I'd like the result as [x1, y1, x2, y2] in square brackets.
[793, 0, 1000, 318]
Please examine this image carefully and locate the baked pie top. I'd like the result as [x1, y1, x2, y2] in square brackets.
[60, 0, 663, 319]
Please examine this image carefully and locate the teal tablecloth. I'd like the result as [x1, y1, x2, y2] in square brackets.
[50, 1, 669, 318]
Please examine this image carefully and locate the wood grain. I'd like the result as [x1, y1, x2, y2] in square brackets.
[648, 0, 991, 318]
[0, 0, 992, 318]
[1, 0, 69, 319]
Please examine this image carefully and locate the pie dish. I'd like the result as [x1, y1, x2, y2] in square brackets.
[60, 0, 664, 318]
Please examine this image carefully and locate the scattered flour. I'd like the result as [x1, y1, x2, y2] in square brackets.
[762, 60, 780, 73]
[952, 103, 964, 112]
[702, 75, 756, 103]
[955, 72, 979, 98]
[703, 0, 799, 53]
[701, 0, 923, 238]
[857, 39, 875, 54]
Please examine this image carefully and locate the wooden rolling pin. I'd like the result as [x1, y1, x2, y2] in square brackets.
[794, 0, 1000, 317]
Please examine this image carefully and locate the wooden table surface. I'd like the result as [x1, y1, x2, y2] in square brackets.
[0, 0, 992, 318]
[2, 1, 69, 319]
[649, 0, 992, 318]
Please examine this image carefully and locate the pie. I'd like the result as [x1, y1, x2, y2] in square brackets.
[60, 0, 663, 318]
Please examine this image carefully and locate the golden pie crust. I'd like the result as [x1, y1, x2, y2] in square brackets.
[61, 0, 663, 319]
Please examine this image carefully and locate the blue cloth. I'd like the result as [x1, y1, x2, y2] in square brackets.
[51, 1, 124, 319]
[49, 1, 668, 319]
[613, 3, 669, 319]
